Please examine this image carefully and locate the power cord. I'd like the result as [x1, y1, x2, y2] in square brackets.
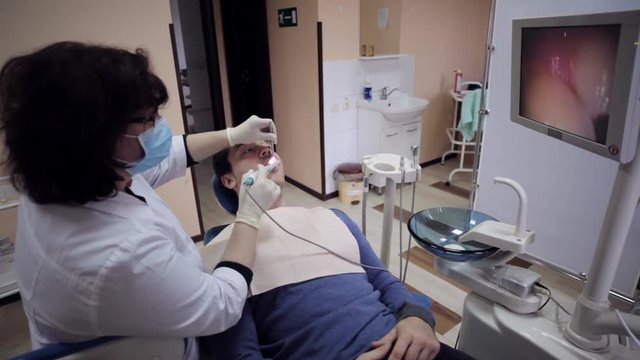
[244, 186, 388, 272]
[615, 308, 640, 347]
[532, 282, 573, 316]
[534, 283, 640, 348]
[534, 283, 551, 312]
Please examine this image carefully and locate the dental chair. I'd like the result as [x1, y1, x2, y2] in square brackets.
[204, 175, 238, 245]
[10, 337, 185, 360]
[206, 175, 433, 312]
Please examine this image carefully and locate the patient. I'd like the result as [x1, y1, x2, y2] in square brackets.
[200, 142, 474, 360]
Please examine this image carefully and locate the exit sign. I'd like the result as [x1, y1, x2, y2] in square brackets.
[278, 7, 297, 27]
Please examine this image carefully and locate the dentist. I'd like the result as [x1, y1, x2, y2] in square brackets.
[0, 41, 280, 359]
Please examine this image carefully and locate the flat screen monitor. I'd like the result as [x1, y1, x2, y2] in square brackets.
[511, 10, 640, 163]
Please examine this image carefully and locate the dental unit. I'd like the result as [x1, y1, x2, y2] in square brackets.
[414, 8, 640, 359]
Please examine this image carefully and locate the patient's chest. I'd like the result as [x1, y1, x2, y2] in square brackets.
[251, 207, 365, 295]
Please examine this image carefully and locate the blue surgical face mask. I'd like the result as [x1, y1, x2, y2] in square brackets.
[116, 117, 172, 175]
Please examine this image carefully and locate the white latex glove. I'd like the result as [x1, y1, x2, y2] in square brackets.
[236, 164, 281, 228]
[227, 115, 277, 146]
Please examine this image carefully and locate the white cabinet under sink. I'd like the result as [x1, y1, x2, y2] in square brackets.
[380, 126, 404, 154]
[356, 93, 427, 160]
[357, 107, 422, 160]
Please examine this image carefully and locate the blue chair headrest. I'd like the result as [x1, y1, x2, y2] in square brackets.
[212, 175, 238, 215]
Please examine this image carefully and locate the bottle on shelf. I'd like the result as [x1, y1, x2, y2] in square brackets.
[454, 70, 463, 94]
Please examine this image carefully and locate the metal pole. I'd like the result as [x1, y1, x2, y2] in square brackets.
[566, 134, 640, 349]
[403, 146, 419, 282]
[469, 0, 497, 208]
[381, 177, 396, 268]
[399, 158, 405, 278]
[362, 176, 369, 236]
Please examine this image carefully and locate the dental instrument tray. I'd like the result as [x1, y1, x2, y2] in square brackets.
[407, 207, 499, 262]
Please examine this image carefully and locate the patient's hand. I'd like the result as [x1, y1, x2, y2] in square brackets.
[357, 317, 440, 360]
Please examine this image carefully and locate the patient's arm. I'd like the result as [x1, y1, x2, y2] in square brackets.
[200, 303, 266, 360]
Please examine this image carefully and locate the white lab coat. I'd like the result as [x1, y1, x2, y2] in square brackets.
[14, 136, 247, 360]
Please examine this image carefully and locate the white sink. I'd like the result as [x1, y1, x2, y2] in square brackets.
[357, 93, 429, 123]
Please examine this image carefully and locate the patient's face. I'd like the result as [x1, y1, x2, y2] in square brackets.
[223, 141, 285, 190]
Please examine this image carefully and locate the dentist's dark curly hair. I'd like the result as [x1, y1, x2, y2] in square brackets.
[0, 41, 168, 204]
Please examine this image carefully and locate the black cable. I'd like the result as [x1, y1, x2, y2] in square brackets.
[549, 296, 573, 316]
[535, 281, 549, 292]
[454, 330, 460, 349]
[514, 282, 550, 315]
[534, 281, 573, 316]
[535, 283, 551, 312]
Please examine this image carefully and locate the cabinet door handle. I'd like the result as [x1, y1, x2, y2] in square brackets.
[386, 132, 399, 137]
[406, 128, 417, 133]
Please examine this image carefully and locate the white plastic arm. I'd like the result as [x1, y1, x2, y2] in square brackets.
[494, 177, 528, 238]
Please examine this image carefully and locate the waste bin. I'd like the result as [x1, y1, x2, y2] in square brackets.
[333, 163, 364, 205]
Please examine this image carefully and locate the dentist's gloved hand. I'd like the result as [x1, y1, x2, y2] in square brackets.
[235, 164, 281, 228]
[227, 115, 277, 146]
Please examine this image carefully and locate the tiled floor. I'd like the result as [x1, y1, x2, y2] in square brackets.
[1, 157, 633, 357]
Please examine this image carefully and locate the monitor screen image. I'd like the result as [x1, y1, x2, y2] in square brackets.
[520, 25, 620, 145]
[511, 10, 640, 163]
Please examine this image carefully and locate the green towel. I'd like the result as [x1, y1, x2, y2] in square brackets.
[457, 89, 482, 141]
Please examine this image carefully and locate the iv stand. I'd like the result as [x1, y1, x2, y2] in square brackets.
[469, 0, 496, 209]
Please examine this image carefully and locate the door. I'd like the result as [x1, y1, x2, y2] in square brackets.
[220, 0, 274, 126]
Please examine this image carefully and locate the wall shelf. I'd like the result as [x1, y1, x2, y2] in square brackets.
[358, 54, 405, 61]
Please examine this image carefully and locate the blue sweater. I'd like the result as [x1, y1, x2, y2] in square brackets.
[203, 209, 435, 360]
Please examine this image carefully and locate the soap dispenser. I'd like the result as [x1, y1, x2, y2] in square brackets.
[363, 77, 372, 102]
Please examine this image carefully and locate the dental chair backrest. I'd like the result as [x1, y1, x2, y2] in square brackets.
[204, 176, 238, 245]
[212, 175, 238, 215]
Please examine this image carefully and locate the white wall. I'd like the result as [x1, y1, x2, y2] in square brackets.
[476, 0, 640, 296]
[323, 56, 415, 194]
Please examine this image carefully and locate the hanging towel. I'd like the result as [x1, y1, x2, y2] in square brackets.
[457, 89, 482, 141]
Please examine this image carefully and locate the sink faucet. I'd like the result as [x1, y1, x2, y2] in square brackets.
[380, 86, 399, 100]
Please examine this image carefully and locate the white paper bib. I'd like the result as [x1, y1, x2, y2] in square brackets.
[202, 207, 365, 296]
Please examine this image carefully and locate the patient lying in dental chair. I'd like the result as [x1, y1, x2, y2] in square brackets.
[199, 142, 474, 360]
